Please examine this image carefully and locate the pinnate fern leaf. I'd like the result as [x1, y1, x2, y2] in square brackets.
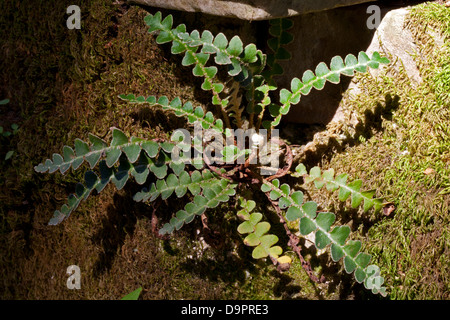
[261, 179, 387, 296]
[265, 51, 390, 128]
[119, 94, 224, 134]
[35, 128, 191, 225]
[237, 199, 291, 264]
[294, 164, 384, 213]
[159, 179, 237, 235]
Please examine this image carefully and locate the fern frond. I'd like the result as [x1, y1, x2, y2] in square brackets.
[159, 179, 237, 235]
[261, 179, 387, 296]
[222, 80, 244, 128]
[246, 18, 293, 128]
[34, 128, 177, 174]
[264, 51, 390, 129]
[48, 170, 102, 225]
[119, 94, 225, 134]
[144, 11, 266, 126]
[35, 128, 196, 225]
[47, 155, 144, 225]
[294, 164, 384, 213]
[133, 169, 220, 202]
[262, 18, 294, 83]
[252, 84, 276, 130]
[237, 199, 291, 264]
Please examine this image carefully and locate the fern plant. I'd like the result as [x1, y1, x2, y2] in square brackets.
[35, 12, 390, 297]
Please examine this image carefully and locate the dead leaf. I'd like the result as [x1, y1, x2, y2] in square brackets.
[423, 168, 434, 175]
[382, 203, 395, 216]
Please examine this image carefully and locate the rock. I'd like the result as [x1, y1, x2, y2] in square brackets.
[327, 7, 427, 124]
[129, 0, 376, 20]
[364, 8, 423, 85]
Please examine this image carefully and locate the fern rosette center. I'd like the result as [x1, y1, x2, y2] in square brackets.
[34, 10, 391, 297]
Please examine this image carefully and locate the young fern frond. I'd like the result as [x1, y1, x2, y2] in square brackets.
[294, 164, 384, 213]
[237, 199, 291, 264]
[261, 178, 387, 296]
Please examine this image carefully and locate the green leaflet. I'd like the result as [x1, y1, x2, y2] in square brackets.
[261, 179, 387, 296]
[294, 163, 384, 213]
[236, 198, 291, 265]
[159, 180, 237, 235]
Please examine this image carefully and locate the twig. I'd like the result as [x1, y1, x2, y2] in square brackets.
[266, 138, 293, 181]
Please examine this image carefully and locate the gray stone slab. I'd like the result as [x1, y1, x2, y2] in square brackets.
[129, 0, 376, 20]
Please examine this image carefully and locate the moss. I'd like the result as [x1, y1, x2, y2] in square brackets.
[289, 2, 449, 299]
[1, 0, 448, 300]
[0, 0, 311, 300]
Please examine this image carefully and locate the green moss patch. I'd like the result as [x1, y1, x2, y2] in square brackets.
[293, 2, 449, 299]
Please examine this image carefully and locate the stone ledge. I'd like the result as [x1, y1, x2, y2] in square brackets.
[129, 0, 376, 20]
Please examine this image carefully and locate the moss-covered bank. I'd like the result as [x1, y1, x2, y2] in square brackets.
[0, 0, 448, 300]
